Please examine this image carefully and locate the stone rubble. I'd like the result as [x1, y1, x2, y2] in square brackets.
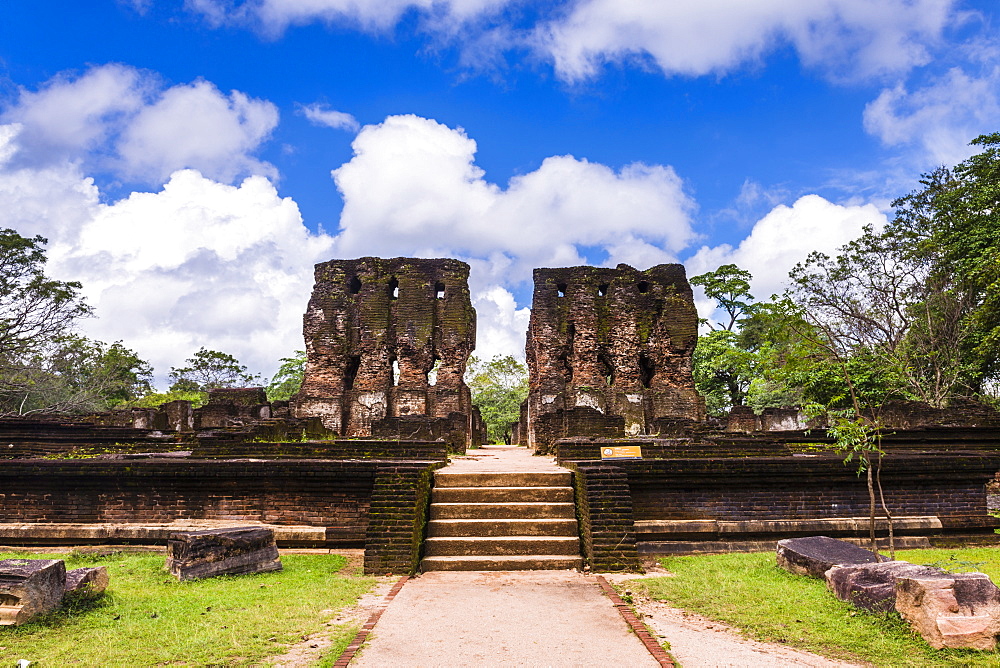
[167, 526, 282, 581]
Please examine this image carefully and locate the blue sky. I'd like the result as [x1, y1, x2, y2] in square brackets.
[1, 1, 998, 386]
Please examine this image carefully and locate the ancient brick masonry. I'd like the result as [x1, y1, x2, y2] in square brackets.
[525, 264, 705, 452]
[294, 258, 478, 451]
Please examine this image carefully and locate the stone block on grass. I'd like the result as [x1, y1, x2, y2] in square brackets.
[825, 561, 943, 612]
[0, 559, 66, 626]
[64, 567, 109, 600]
[896, 573, 1000, 650]
[167, 527, 282, 581]
[776, 536, 881, 578]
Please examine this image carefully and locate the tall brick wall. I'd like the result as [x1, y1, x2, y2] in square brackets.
[294, 257, 477, 452]
[525, 264, 705, 453]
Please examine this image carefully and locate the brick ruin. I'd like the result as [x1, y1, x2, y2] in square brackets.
[523, 264, 706, 452]
[2, 254, 1000, 573]
[292, 257, 479, 452]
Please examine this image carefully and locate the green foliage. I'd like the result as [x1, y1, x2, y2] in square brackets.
[467, 354, 528, 444]
[0, 335, 154, 415]
[692, 329, 758, 416]
[1, 551, 372, 666]
[125, 389, 208, 409]
[891, 135, 1000, 399]
[0, 228, 91, 361]
[638, 549, 1000, 666]
[267, 350, 306, 402]
[690, 263, 755, 331]
[788, 223, 971, 408]
[169, 347, 261, 392]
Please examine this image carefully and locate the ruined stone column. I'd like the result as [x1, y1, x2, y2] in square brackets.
[526, 264, 705, 452]
[293, 257, 476, 451]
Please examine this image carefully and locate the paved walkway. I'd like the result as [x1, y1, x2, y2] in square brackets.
[354, 446, 659, 666]
[348, 446, 855, 667]
[352, 570, 659, 667]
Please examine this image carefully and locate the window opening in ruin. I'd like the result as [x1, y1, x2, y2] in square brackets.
[427, 357, 440, 386]
[557, 283, 567, 297]
[639, 355, 655, 388]
[435, 282, 445, 299]
[638, 281, 649, 293]
[389, 277, 399, 300]
[598, 284, 609, 297]
[391, 359, 400, 386]
[344, 355, 361, 392]
[598, 352, 615, 386]
[558, 354, 572, 381]
[349, 275, 362, 294]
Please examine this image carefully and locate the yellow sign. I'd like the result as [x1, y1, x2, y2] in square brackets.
[600, 445, 643, 460]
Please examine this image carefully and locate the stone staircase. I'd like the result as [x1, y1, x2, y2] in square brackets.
[420, 469, 583, 571]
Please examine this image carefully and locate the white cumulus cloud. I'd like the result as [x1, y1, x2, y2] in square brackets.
[187, 0, 512, 34]
[331, 114, 696, 290]
[328, 113, 697, 361]
[2, 64, 278, 185]
[686, 194, 887, 323]
[0, 122, 331, 387]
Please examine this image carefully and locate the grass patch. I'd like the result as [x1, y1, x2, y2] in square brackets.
[632, 548, 1000, 667]
[0, 550, 375, 666]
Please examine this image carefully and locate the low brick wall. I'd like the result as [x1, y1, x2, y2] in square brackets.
[621, 454, 1000, 525]
[565, 463, 640, 572]
[0, 459, 377, 543]
[560, 445, 1000, 552]
[0, 458, 443, 568]
[364, 462, 445, 575]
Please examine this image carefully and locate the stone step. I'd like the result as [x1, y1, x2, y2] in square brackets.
[427, 519, 579, 537]
[429, 502, 577, 520]
[423, 536, 580, 557]
[419, 555, 584, 572]
[432, 486, 574, 503]
[434, 471, 572, 488]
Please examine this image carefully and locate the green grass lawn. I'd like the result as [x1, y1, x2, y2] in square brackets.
[631, 547, 1000, 667]
[0, 550, 375, 666]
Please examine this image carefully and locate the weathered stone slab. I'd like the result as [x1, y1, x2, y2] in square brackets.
[825, 561, 943, 612]
[776, 536, 881, 578]
[0, 558, 66, 625]
[64, 567, 109, 600]
[896, 573, 1000, 650]
[167, 527, 282, 581]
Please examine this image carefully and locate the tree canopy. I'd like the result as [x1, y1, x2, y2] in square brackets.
[168, 348, 261, 393]
[466, 355, 528, 444]
[266, 351, 306, 402]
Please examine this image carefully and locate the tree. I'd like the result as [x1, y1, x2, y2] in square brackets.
[0, 229, 91, 361]
[690, 263, 755, 331]
[466, 355, 529, 444]
[890, 135, 1000, 401]
[168, 348, 261, 393]
[692, 329, 758, 415]
[267, 351, 306, 402]
[0, 335, 154, 415]
[787, 224, 973, 408]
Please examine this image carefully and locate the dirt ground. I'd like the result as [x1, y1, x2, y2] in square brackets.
[606, 568, 861, 668]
